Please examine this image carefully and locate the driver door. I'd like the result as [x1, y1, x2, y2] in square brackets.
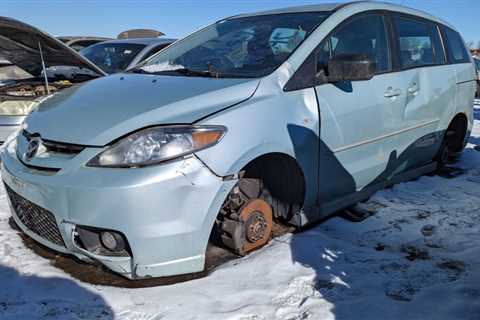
[315, 13, 405, 203]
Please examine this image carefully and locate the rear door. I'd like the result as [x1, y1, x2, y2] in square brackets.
[387, 14, 453, 168]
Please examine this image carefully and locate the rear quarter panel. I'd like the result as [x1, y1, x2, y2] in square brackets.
[454, 63, 476, 133]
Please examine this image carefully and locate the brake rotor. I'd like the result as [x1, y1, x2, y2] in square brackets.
[239, 199, 273, 254]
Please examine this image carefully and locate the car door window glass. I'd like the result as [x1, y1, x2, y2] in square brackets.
[394, 17, 435, 68]
[317, 14, 390, 74]
[443, 27, 470, 64]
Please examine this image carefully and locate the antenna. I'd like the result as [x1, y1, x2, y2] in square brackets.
[37, 40, 50, 95]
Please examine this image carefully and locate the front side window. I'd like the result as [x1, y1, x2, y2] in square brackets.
[317, 14, 390, 74]
[394, 16, 435, 69]
[132, 12, 330, 78]
[442, 27, 470, 64]
[80, 43, 146, 74]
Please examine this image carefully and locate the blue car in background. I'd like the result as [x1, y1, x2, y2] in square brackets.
[1, 1, 476, 280]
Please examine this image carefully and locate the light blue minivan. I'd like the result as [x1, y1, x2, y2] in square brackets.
[1, 2, 476, 279]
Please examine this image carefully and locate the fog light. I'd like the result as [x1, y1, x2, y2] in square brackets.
[75, 226, 131, 257]
[100, 231, 125, 252]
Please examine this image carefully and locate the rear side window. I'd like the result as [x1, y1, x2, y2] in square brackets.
[442, 27, 470, 64]
[394, 16, 436, 68]
[317, 14, 390, 74]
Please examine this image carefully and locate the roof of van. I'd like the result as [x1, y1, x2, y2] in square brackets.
[232, 1, 454, 29]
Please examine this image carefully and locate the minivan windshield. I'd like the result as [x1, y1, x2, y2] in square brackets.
[132, 12, 330, 78]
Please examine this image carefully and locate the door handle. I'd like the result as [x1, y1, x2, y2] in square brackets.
[408, 82, 419, 95]
[384, 87, 402, 98]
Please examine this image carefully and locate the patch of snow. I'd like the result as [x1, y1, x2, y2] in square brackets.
[140, 61, 184, 73]
[0, 108, 480, 319]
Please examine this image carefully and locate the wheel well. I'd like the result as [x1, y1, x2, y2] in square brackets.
[445, 113, 468, 153]
[241, 153, 306, 219]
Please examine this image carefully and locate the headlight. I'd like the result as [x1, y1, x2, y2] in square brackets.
[87, 125, 226, 168]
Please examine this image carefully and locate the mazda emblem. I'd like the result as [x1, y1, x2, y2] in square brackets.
[24, 136, 41, 161]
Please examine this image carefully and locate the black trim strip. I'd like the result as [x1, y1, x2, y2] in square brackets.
[457, 79, 477, 85]
[17, 157, 60, 173]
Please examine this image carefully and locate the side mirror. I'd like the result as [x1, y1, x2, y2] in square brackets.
[326, 54, 376, 83]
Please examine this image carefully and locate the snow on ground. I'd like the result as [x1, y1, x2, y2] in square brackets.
[1, 104, 480, 320]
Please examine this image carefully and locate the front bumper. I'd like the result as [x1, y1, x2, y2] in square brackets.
[1, 139, 236, 279]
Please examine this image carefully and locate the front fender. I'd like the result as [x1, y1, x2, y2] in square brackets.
[196, 142, 294, 177]
[194, 83, 320, 213]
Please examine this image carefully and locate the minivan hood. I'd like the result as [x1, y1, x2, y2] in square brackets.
[0, 16, 106, 77]
[24, 74, 259, 145]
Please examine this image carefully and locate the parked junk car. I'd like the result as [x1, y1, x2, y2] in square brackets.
[474, 57, 480, 98]
[79, 37, 177, 74]
[0, 17, 106, 143]
[1, 2, 475, 280]
[57, 36, 112, 51]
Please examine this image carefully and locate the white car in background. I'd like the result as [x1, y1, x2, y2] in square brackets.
[0, 16, 106, 143]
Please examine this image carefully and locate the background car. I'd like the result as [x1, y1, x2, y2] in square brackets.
[0, 17, 106, 143]
[57, 36, 112, 51]
[80, 37, 176, 74]
[474, 57, 480, 98]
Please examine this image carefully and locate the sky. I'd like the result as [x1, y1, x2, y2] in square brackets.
[1, 0, 479, 47]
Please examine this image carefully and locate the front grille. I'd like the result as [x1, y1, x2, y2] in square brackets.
[4, 184, 65, 247]
[22, 130, 85, 155]
[42, 139, 85, 155]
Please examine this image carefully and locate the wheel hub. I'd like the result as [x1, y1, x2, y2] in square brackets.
[239, 199, 273, 254]
[246, 212, 268, 243]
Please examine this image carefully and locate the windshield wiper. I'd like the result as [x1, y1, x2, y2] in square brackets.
[131, 68, 148, 74]
[131, 67, 255, 79]
[159, 68, 218, 78]
[131, 67, 219, 78]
